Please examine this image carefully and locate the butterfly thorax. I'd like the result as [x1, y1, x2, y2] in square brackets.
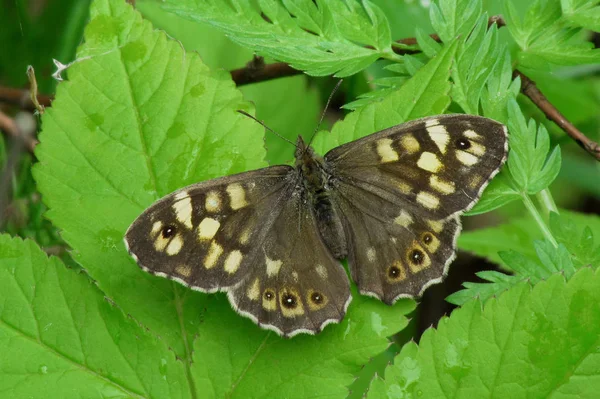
[294, 136, 348, 259]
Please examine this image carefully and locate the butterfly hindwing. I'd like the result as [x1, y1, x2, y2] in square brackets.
[325, 114, 508, 219]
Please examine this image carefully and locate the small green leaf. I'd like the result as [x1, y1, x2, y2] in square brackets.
[466, 173, 520, 215]
[371, 268, 600, 398]
[0, 235, 190, 399]
[429, 0, 482, 44]
[550, 212, 600, 267]
[160, 0, 396, 77]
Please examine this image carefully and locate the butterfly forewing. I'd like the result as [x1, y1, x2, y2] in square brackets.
[125, 166, 293, 292]
[325, 115, 508, 219]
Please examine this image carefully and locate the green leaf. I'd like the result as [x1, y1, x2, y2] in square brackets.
[159, 0, 398, 77]
[451, 14, 503, 114]
[506, 98, 562, 194]
[429, 0, 482, 44]
[550, 212, 600, 268]
[312, 39, 459, 154]
[34, 0, 266, 358]
[370, 267, 600, 398]
[562, 0, 600, 31]
[191, 290, 415, 398]
[504, 0, 600, 69]
[465, 173, 520, 215]
[0, 235, 190, 399]
[459, 210, 600, 267]
[480, 49, 521, 123]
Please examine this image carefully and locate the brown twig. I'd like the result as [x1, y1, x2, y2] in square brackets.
[0, 110, 38, 152]
[514, 70, 600, 160]
[0, 86, 52, 111]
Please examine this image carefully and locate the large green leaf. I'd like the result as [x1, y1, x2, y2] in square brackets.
[369, 267, 600, 398]
[0, 235, 190, 399]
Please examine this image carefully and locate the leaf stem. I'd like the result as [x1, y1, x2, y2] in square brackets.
[535, 189, 558, 219]
[521, 193, 558, 248]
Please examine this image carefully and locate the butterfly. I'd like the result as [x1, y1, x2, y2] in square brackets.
[124, 114, 508, 337]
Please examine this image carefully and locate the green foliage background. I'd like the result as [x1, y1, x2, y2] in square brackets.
[0, 0, 599, 398]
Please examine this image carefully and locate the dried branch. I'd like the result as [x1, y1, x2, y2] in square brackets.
[514, 70, 600, 160]
[0, 86, 52, 111]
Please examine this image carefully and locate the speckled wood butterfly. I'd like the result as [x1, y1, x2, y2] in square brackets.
[125, 114, 508, 337]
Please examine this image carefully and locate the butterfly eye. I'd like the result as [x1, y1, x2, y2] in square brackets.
[310, 292, 324, 304]
[161, 225, 176, 239]
[281, 293, 298, 308]
[263, 290, 275, 301]
[455, 138, 471, 150]
[388, 266, 402, 278]
[422, 233, 433, 244]
[409, 249, 425, 265]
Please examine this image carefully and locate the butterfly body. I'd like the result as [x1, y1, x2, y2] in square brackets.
[125, 114, 508, 337]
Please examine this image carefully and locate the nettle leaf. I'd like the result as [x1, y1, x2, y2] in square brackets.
[0, 235, 190, 399]
[429, 0, 482, 44]
[33, 0, 413, 395]
[159, 0, 399, 77]
[504, 0, 600, 69]
[506, 98, 562, 194]
[459, 210, 600, 267]
[311, 39, 458, 154]
[447, 241, 576, 305]
[451, 14, 503, 115]
[370, 267, 600, 398]
[550, 212, 600, 267]
[562, 0, 600, 31]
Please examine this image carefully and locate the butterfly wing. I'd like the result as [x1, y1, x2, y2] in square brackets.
[324, 114, 507, 302]
[125, 166, 350, 337]
[325, 114, 508, 219]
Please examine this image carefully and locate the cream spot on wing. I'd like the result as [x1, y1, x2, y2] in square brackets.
[173, 192, 193, 229]
[463, 129, 481, 139]
[427, 123, 450, 154]
[417, 152, 442, 173]
[456, 150, 479, 166]
[151, 221, 163, 236]
[396, 180, 412, 194]
[394, 210, 413, 227]
[224, 250, 243, 274]
[429, 175, 456, 194]
[205, 191, 221, 212]
[166, 234, 183, 256]
[198, 218, 220, 240]
[426, 219, 444, 233]
[316, 264, 328, 279]
[226, 183, 248, 210]
[470, 142, 486, 156]
[468, 174, 483, 189]
[376, 138, 399, 163]
[292, 271, 299, 282]
[400, 134, 420, 154]
[175, 264, 192, 277]
[266, 256, 283, 277]
[239, 227, 252, 245]
[247, 278, 260, 301]
[416, 191, 440, 210]
[204, 242, 223, 269]
[366, 247, 376, 262]
[424, 234, 441, 253]
[154, 235, 169, 252]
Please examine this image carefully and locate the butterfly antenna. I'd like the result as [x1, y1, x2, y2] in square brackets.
[305, 79, 343, 150]
[237, 110, 298, 147]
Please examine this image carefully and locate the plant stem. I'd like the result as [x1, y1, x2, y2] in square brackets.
[522, 193, 559, 248]
[535, 189, 559, 219]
